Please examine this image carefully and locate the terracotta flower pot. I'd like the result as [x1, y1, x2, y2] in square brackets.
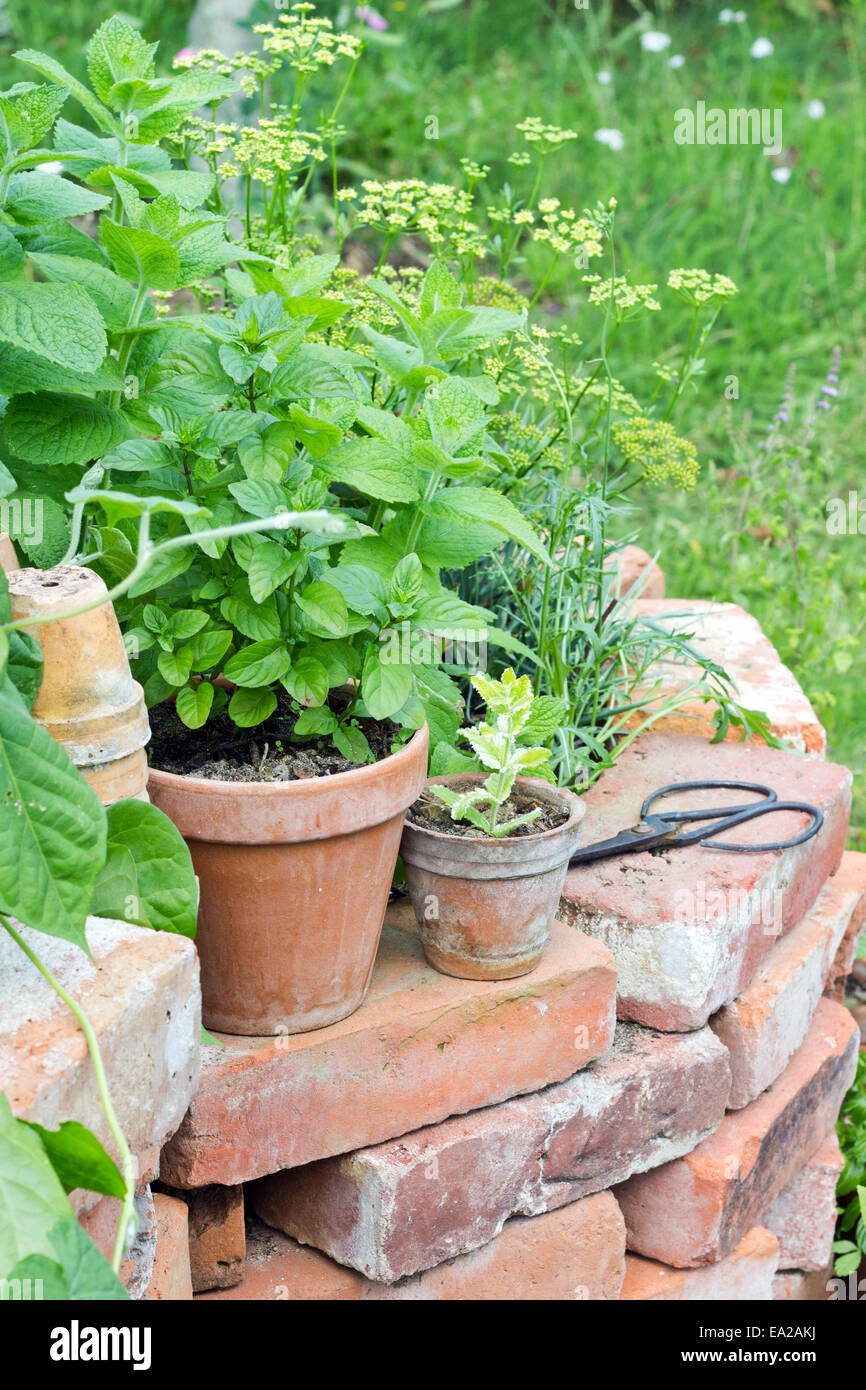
[400, 774, 586, 981]
[148, 724, 429, 1036]
[8, 566, 150, 804]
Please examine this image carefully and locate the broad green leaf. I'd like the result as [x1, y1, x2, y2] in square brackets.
[157, 648, 193, 687]
[0, 225, 25, 279]
[223, 639, 291, 688]
[0, 679, 106, 948]
[14, 47, 118, 133]
[7, 1219, 127, 1299]
[414, 592, 490, 634]
[220, 591, 280, 642]
[420, 260, 462, 318]
[175, 681, 215, 729]
[361, 647, 412, 720]
[0, 1095, 71, 1272]
[89, 799, 199, 938]
[7, 632, 43, 710]
[316, 437, 421, 503]
[282, 656, 329, 707]
[228, 685, 277, 727]
[248, 542, 299, 602]
[5, 173, 109, 224]
[5, 394, 129, 468]
[19, 1120, 124, 1198]
[0, 281, 107, 372]
[100, 219, 180, 291]
[87, 17, 157, 106]
[238, 432, 293, 483]
[292, 705, 337, 738]
[296, 581, 348, 638]
[426, 486, 550, 562]
[187, 628, 233, 672]
[30, 253, 139, 332]
[426, 375, 487, 454]
[228, 479, 290, 520]
[325, 563, 388, 617]
[333, 723, 373, 763]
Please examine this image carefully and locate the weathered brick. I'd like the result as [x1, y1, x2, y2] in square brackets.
[621, 1227, 778, 1301]
[200, 1195, 626, 1301]
[80, 1186, 156, 1299]
[561, 733, 851, 1030]
[143, 1194, 193, 1301]
[773, 1268, 830, 1301]
[614, 998, 858, 1266]
[823, 852, 866, 1002]
[764, 1132, 843, 1272]
[0, 917, 200, 1168]
[628, 600, 826, 755]
[159, 1184, 245, 1292]
[250, 1022, 729, 1282]
[161, 908, 616, 1188]
[711, 855, 866, 1107]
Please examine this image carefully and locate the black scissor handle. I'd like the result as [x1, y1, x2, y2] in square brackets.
[640, 781, 823, 853]
[640, 780, 777, 822]
[693, 799, 824, 853]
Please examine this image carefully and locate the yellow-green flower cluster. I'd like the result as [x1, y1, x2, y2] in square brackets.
[219, 118, 325, 180]
[254, 5, 363, 77]
[533, 200, 604, 259]
[353, 178, 483, 254]
[667, 268, 739, 305]
[173, 47, 276, 89]
[613, 417, 700, 489]
[472, 277, 529, 314]
[583, 275, 661, 320]
[515, 116, 578, 154]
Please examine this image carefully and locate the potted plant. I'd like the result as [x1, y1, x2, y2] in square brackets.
[401, 669, 586, 980]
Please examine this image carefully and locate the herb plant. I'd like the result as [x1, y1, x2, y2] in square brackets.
[428, 668, 553, 837]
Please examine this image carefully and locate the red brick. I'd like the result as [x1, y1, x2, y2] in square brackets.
[161, 908, 616, 1188]
[250, 1022, 729, 1282]
[159, 1183, 245, 1292]
[80, 1186, 156, 1299]
[773, 1268, 830, 1301]
[764, 1132, 843, 1272]
[628, 601, 826, 754]
[143, 1194, 192, 1301]
[561, 733, 851, 1030]
[621, 1227, 778, 1301]
[200, 1195, 626, 1301]
[0, 917, 200, 1166]
[711, 856, 866, 1107]
[614, 998, 858, 1266]
[824, 852, 866, 1002]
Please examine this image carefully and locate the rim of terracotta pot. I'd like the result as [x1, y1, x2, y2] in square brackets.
[400, 773, 586, 879]
[148, 722, 429, 844]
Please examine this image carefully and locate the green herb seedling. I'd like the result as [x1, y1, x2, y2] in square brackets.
[429, 667, 552, 836]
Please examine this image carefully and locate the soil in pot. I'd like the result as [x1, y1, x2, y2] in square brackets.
[147, 699, 429, 1037]
[148, 692, 400, 781]
[400, 774, 586, 982]
[407, 781, 570, 838]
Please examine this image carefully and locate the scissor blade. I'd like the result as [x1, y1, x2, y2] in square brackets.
[569, 822, 673, 866]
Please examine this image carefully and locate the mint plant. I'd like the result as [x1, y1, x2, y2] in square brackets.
[428, 668, 553, 837]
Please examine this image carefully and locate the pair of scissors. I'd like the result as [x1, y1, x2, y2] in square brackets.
[569, 780, 824, 867]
